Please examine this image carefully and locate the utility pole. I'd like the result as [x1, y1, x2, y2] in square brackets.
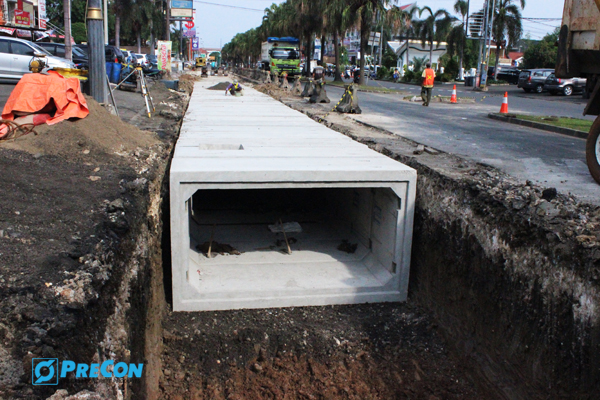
[179, 20, 183, 59]
[166, 0, 171, 41]
[104, 0, 108, 44]
[86, 0, 107, 104]
[63, 0, 72, 61]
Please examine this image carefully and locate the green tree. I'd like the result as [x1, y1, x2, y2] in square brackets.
[387, 4, 419, 69]
[522, 28, 559, 68]
[323, 0, 349, 81]
[491, 0, 525, 71]
[71, 22, 87, 44]
[446, 0, 468, 79]
[344, 0, 396, 85]
[415, 6, 456, 67]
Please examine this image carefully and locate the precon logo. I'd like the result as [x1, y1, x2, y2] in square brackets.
[32, 358, 59, 385]
[32, 359, 143, 386]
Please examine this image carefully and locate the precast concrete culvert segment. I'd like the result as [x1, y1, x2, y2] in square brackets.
[169, 83, 417, 311]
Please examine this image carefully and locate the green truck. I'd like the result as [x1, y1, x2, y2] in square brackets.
[260, 37, 301, 77]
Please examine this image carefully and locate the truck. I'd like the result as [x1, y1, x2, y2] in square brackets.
[556, 0, 600, 183]
[260, 37, 302, 77]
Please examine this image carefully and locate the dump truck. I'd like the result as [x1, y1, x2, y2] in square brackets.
[556, 0, 600, 183]
[260, 37, 302, 77]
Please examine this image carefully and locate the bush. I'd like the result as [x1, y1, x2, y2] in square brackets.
[444, 58, 459, 80]
[71, 22, 87, 44]
[377, 66, 388, 80]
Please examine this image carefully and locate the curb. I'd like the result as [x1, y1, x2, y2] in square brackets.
[487, 113, 588, 139]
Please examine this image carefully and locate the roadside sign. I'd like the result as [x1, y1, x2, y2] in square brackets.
[192, 37, 200, 51]
[157, 41, 172, 71]
[38, 0, 46, 29]
[14, 10, 31, 27]
[183, 29, 196, 38]
[172, 0, 192, 8]
[171, 8, 193, 18]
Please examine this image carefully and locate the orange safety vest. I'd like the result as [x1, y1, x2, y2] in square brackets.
[423, 68, 435, 87]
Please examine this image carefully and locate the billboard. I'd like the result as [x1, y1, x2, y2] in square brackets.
[183, 29, 196, 38]
[38, 0, 47, 29]
[192, 37, 200, 51]
[157, 41, 172, 72]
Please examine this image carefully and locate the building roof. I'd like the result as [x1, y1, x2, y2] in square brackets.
[508, 52, 524, 60]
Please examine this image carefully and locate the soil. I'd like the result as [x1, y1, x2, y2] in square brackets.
[0, 76, 189, 400]
[2, 96, 160, 164]
[207, 82, 232, 91]
[160, 303, 480, 400]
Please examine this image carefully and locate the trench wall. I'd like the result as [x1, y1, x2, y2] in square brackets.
[376, 146, 600, 399]
[264, 86, 600, 399]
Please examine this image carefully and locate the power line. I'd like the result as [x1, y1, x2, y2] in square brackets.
[522, 17, 562, 21]
[192, 1, 264, 12]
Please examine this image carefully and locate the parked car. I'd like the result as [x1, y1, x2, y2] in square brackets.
[544, 73, 587, 96]
[495, 67, 520, 84]
[0, 37, 75, 79]
[517, 68, 554, 93]
[37, 42, 88, 68]
[133, 53, 149, 67]
[74, 44, 124, 63]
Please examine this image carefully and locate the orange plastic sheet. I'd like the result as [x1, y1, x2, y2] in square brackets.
[1, 70, 89, 126]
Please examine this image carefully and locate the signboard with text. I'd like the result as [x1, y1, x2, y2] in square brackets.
[171, 8, 193, 18]
[183, 29, 196, 38]
[14, 10, 31, 27]
[192, 37, 200, 51]
[172, 0, 192, 8]
[157, 41, 172, 72]
[38, 0, 47, 29]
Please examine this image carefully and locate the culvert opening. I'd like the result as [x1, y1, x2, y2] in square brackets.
[171, 185, 413, 311]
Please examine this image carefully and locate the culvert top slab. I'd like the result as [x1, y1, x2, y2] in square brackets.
[170, 78, 417, 311]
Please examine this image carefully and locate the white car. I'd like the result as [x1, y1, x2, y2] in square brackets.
[133, 53, 149, 67]
[0, 37, 75, 79]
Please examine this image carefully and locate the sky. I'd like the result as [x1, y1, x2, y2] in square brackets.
[193, 0, 566, 48]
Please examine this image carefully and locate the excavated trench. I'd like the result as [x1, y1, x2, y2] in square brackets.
[33, 76, 599, 399]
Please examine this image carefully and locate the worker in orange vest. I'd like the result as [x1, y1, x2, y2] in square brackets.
[421, 63, 436, 106]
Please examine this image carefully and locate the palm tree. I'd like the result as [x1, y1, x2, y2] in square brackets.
[448, 0, 468, 79]
[323, 0, 348, 81]
[491, 0, 525, 72]
[345, 0, 396, 85]
[387, 4, 418, 71]
[416, 6, 456, 68]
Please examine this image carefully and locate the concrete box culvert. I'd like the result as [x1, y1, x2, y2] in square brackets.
[169, 82, 416, 311]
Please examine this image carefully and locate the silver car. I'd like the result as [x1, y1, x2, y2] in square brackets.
[544, 73, 587, 96]
[0, 37, 75, 80]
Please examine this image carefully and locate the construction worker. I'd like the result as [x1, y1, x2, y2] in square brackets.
[421, 63, 435, 106]
[225, 79, 243, 96]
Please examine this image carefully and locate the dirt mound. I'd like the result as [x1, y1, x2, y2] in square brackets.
[1, 95, 159, 164]
[179, 73, 202, 94]
[207, 82, 231, 91]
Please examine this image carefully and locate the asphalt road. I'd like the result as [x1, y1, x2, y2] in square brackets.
[325, 84, 600, 205]
[0, 78, 597, 204]
[329, 76, 594, 121]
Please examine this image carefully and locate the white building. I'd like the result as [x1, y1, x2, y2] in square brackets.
[388, 39, 447, 70]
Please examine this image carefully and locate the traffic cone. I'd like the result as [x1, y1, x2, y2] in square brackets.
[499, 92, 509, 113]
[450, 85, 457, 104]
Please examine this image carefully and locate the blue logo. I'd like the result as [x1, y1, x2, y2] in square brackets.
[32, 359, 143, 385]
[32, 358, 59, 385]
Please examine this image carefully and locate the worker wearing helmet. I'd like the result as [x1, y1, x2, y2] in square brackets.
[225, 79, 243, 96]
